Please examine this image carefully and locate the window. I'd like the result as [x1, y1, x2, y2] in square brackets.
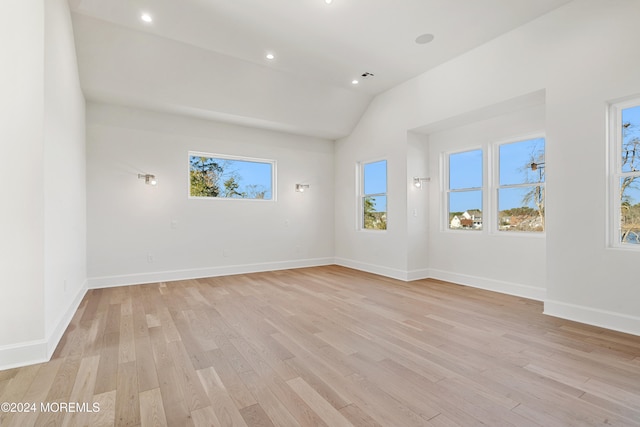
[360, 160, 387, 230]
[611, 100, 640, 246]
[497, 137, 545, 232]
[447, 149, 483, 230]
[189, 152, 275, 200]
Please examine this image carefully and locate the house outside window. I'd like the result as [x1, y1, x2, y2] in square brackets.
[447, 149, 483, 231]
[496, 137, 545, 233]
[360, 160, 387, 230]
[610, 99, 640, 246]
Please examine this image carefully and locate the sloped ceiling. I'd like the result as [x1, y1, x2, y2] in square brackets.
[69, 0, 572, 139]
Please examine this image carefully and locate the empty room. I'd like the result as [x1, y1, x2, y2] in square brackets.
[2, 0, 640, 426]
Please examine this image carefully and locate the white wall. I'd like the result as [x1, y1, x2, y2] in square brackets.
[334, 95, 410, 279]
[87, 104, 334, 287]
[0, 0, 45, 365]
[0, 0, 86, 370]
[406, 131, 430, 279]
[542, 0, 640, 333]
[44, 0, 87, 353]
[424, 102, 546, 299]
[335, 0, 640, 334]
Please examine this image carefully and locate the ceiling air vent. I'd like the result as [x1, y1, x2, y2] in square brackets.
[361, 72, 375, 79]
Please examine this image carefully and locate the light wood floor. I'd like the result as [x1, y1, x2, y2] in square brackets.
[1, 266, 640, 427]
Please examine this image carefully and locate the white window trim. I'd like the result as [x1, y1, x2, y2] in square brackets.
[187, 151, 277, 201]
[442, 147, 486, 233]
[608, 99, 640, 250]
[357, 158, 388, 232]
[491, 134, 546, 237]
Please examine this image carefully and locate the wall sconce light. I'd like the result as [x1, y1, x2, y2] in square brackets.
[295, 184, 310, 192]
[138, 173, 157, 186]
[413, 177, 431, 188]
[530, 162, 545, 171]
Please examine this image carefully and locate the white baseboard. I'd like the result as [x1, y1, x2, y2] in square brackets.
[334, 257, 410, 281]
[407, 268, 431, 281]
[0, 339, 48, 371]
[88, 258, 334, 289]
[333, 260, 545, 302]
[0, 280, 87, 371]
[544, 300, 640, 337]
[46, 281, 88, 358]
[421, 269, 546, 301]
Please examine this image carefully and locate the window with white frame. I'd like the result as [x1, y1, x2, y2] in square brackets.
[447, 149, 483, 230]
[360, 160, 387, 230]
[611, 100, 640, 246]
[189, 152, 275, 200]
[497, 137, 545, 232]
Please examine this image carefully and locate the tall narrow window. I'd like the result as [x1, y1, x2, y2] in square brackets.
[361, 160, 387, 230]
[189, 152, 275, 200]
[448, 149, 483, 230]
[497, 137, 545, 232]
[611, 100, 640, 246]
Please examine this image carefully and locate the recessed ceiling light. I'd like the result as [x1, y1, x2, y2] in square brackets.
[415, 33, 435, 45]
[325, 0, 333, 4]
[351, 80, 359, 85]
[266, 53, 275, 60]
[141, 13, 152, 23]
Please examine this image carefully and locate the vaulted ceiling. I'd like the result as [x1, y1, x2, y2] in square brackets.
[69, 0, 572, 139]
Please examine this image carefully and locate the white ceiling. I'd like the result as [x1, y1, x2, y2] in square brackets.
[69, 0, 572, 139]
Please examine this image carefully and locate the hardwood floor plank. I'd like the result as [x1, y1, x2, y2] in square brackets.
[61, 354, 100, 427]
[114, 360, 140, 427]
[149, 326, 193, 427]
[239, 403, 276, 427]
[83, 310, 107, 357]
[0, 369, 18, 382]
[283, 350, 353, 411]
[260, 374, 330, 427]
[338, 372, 431, 427]
[238, 370, 299, 427]
[197, 366, 248, 427]
[339, 403, 384, 427]
[191, 405, 222, 427]
[140, 387, 168, 427]
[172, 310, 214, 370]
[286, 376, 354, 427]
[167, 340, 210, 412]
[119, 313, 136, 364]
[45, 354, 82, 401]
[425, 413, 464, 427]
[185, 309, 219, 352]
[157, 306, 181, 343]
[135, 334, 160, 392]
[94, 331, 120, 394]
[104, 303, 122, 335]
[206, 348, 257, 410]
[0, 363, 40, 403]
[579, 391, 640, 425]
[88, 390, 117, 427]
[2, 362, 60, 427]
